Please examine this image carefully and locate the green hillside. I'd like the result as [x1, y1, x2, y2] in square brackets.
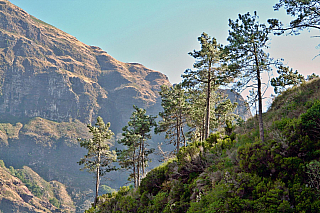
[89, 78, 320, 212]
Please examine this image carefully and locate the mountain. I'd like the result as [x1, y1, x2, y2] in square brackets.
[0, 0, 170, 131]
[0, 0, 252, 212]
[90, 78, 320, 212]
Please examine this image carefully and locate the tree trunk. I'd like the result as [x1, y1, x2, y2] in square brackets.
[133, 145, 136, 188]
[137, 142, 141, 186]
[94, 152, 100, 208]
[176, 119, 180, 154]
[254, 44, 265, 143]
[257, 71, 264, 142]
[141, 136, 145, 177]
[204, 70, 211, 140]
[180, 123, 186, 147]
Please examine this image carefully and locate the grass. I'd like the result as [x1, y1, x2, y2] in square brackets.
[30, 15, 55, 28]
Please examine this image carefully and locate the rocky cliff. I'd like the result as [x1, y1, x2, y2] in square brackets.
[0, 0, 170, 132]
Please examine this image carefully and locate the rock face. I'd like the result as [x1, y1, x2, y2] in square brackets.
[0, 0, 170, 132]
[223, 89, 252, 121]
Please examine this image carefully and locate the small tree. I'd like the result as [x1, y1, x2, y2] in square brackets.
[118, 106, 157, 187]
[78, 116, 117, 208]
[182, 32, 233, 140]
[307, 73, 319, 81]
[156, 84, 189, 154]
[117, 125, 141, 188]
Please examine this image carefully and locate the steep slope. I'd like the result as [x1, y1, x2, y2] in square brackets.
[0, 0, 170, 210]
[92, 78, 320, 212]
[0, 160, 75, 213]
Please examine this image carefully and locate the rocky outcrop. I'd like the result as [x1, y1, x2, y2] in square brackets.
[0, 1, 170, 211]
[0, 162, 75, 213]
[222, 89, 252, 121]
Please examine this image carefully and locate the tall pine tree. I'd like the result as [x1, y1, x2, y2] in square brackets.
[78, 116, 117, 207]
[182, 32, 233, 140]
[226, 11, 282, 142]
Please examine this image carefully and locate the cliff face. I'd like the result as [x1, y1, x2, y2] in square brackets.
[0, 0, 170, 131]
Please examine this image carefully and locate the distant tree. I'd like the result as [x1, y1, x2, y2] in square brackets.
[156, 84, 189, 154]
[118, 106, 157, 187]
[185, 87, 206, 141]
[226, 11, 282, 143]
[307, 73, 320, 81]
[117, 125, 140, 188]
[78, 116, 117, 208]
[270, 0, 320, 35]
[182, 32, 233, 140]
[271, 65, 305, 94]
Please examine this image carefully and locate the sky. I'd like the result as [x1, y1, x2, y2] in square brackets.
[9, 0, 320, 109]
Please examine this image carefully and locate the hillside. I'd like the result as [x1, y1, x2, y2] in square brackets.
[91, 78, 320, 212]
[0, 160, 75, 213]
[0, 0, 171, 129]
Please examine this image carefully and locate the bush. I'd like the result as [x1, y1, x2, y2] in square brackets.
[301, 100, 320, 140]
[49, 197, 60, 208]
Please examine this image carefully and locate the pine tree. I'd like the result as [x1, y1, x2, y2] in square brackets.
[78, 116, 117, 208]
[118, 106, 157, 187]
[226, 11, 282, 143]
[156, 84, 189, 154]
[271, 0, 320, 35]
[182, 32, 233, 140]
[271, 65, 305, 94]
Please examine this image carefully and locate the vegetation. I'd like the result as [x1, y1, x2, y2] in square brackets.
[86, 77, 320, 213]
[117, 106, 157, 188]
[83, 2, 320, 211]
[156, 84, 189, 154]
[182, 32, 233, 140]
[78, 116, 117, 207]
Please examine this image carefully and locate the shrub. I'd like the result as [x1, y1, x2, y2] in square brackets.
[49, 197, 60, 208]
[301, 100, 320, 140]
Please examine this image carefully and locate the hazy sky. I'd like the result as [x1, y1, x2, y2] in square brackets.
[9, 0, 320, 107]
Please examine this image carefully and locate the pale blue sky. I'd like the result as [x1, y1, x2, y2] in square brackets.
[9, 0, 320, 98]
